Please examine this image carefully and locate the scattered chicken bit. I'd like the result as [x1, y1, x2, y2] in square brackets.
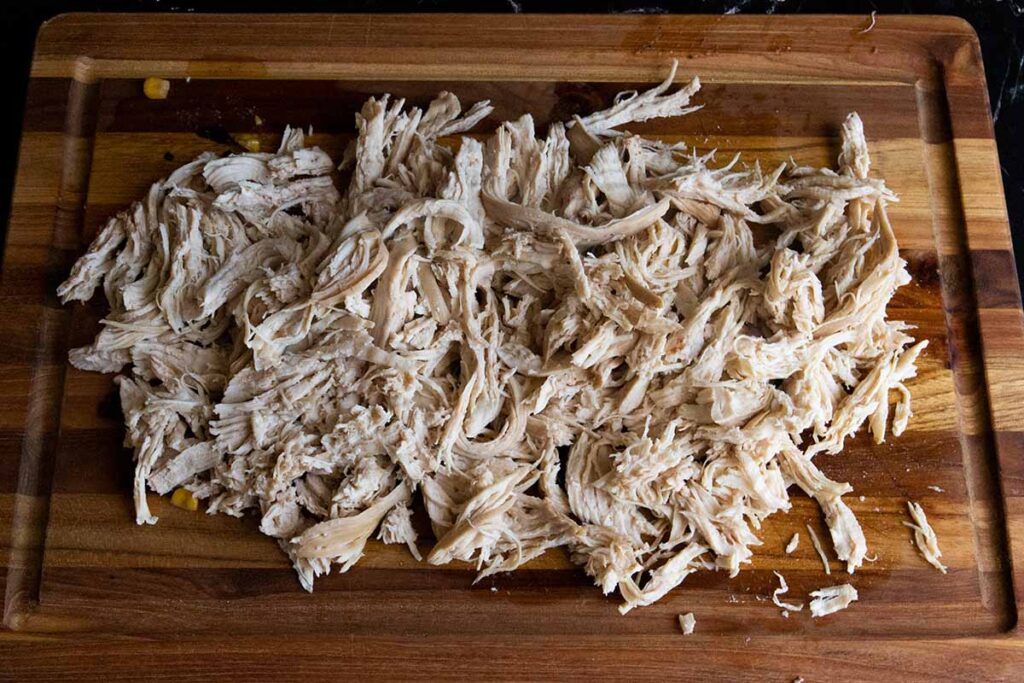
[235, 134, 262, 153]
[927, 485, 944, 494]
[678, 612, 696, 635]
[143, 77, 170, 100]
[771, 571, 803, 612]
[905, 501, 947, 573]
[808, 583, 858, 617]
[171, 487, 198, 511]
[805, 524, 831, 576]
[59, 62, 924, 611]
[860, 10, 878, 34]
[784, 533, 799, 554]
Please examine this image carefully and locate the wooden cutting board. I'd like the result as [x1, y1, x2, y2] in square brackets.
[2, 12, 1023, 680]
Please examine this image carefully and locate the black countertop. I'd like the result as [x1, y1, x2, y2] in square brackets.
[3, 1, 1023, 291]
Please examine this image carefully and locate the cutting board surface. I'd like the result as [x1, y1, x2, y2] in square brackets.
[3, 13, 1024, 680]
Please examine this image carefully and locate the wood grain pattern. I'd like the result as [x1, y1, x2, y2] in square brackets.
[2, 12, 1023, 680]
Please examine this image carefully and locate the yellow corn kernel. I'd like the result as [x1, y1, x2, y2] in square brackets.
[143, 77, 170, 100]
[235, 134, 261, 153]
[171, 487, 198, 511]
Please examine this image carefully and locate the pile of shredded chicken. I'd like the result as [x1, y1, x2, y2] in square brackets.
[58, 64, 926, 612]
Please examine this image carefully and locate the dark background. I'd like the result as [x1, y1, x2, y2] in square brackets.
[3, 1, 1023, 287]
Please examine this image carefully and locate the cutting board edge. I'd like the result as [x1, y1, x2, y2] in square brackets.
[28, 12, 979, 86]
[3, 12, 1023, 678]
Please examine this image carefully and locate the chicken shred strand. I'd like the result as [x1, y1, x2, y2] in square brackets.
[771, 571, 804, 612]
[806, 524, 831, 576]
[905, 501, 947, 574]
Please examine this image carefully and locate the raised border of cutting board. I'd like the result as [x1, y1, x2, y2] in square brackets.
[2, 12, 1024, 679]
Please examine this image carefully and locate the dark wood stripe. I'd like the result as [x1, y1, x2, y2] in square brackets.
[81, 79, 929, 140]
[0, 265, 59, 303]
[32, 566, 1006, 637]
[1, 631, 1018, 681]
[0, 304, 70, 364]
[916, 79, 955, 147]
[970, 249, 1024, 310]
[995, 432, 1024, 499]
[16, 77, 72, 133]
[0, 434, 26, 486]
[49, 431, 129, 496]
[944, 85, 996, 142]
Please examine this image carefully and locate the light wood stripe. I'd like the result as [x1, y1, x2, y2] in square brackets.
[38, 493, 983, 571]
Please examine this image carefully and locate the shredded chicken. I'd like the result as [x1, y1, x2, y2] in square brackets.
[905, 501, 947, 574]
[678, 612, 696, 635]
[808, 583, 858, 617]
[59, 62, 925, 612]
[806, 524, 831, 576]
[771, 571, 804, 612]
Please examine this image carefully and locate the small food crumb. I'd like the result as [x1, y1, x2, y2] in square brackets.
[143, 77, 170, 100]
[781, 610, 789, 618]
[785, 532, 799, 554]
[170, 487, 198, 511]
[927, 485, 944, 493]
[254, 114, 264, 126]
[678, 612, 695, 635]
[235, 134, 262, 153]
[858, 495, 865, 502]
